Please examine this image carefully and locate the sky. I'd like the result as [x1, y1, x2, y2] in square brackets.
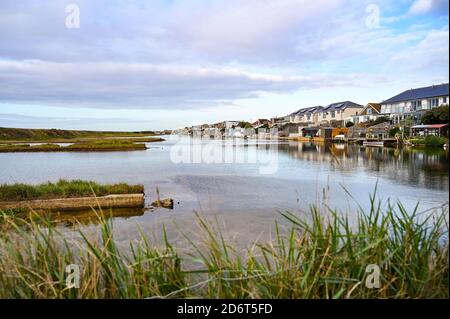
[0, 0, 448, 131]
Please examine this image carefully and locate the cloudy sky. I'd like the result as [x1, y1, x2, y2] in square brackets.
[0, 0, 448, 131]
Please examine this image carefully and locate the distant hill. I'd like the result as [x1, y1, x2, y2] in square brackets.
[0, 127, 155, 141]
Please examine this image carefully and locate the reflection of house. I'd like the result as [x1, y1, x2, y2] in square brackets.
[411, 124, 448, 137]
[351, 103, 383, 124]
[380, 83, 449, 124]
[318, 101, 364, 126]
[288, 106, 323, 125]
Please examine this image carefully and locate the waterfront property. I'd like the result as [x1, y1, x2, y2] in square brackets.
[380, 83, 449, 124]
[252, 119, 270, 128]
[317, 101, 364, 126]
[173, 83, 449, 148]
[288, 106, 324, 125]
[269, 116, 289, 128]
[365, 122, 392, 140]
[350, 103, 383, 125]
[411, 124, 449, 137]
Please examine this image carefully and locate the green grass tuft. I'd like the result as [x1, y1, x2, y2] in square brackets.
[0, 179, 144, 202]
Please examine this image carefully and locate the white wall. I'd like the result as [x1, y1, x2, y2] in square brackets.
[380, 95, 449, 114]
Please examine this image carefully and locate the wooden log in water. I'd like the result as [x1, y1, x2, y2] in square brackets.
[0, 194, 145, 211]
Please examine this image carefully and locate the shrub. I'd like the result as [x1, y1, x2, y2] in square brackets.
[421, 105, 449, 125]
[424, 135, 447, 147]
[389, 127, 401, 137]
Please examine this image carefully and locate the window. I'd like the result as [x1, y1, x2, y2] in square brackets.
[367, 108, 372, 115]
[307, 114, 311, 121]
[414, 100, 423, 111]
[331, 111, 336, 118]
[427, 98, 439, 109]
[322, 113, 326, 119]
[443, 97, 447, 104]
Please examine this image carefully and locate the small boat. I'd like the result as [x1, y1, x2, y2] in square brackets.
[363, 141, 384, 147]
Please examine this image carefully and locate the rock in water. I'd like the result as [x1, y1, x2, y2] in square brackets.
[151, 198, 174, 209]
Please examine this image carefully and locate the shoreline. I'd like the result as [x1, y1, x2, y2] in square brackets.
[0, 146, 148, 153]
[0, 137, 165, 153]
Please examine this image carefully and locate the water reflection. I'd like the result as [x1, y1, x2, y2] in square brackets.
[32, 208, 145, 227]
[0, 136, 448, 233]
[277, 142, 448, 190]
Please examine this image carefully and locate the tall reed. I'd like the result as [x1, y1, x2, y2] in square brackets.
[0, 194, 447, 299]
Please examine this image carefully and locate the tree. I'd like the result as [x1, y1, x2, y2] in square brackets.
[345, 121, 354, 128]
[421, 105, 449, 124]
[238, 121, 253, 129]
[389, 127, 401, 138]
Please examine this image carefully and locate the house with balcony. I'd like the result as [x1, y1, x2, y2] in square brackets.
[380, 83, 449, 124]
[318, 101, 364, 126]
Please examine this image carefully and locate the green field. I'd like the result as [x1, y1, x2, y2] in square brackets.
[0, 127, 159, 143]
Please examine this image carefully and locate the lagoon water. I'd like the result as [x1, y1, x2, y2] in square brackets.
[0, 135, 448, 244]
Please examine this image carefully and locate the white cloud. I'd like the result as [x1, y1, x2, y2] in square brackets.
[387, 28, 449, 76]
[0, 60, 368, 109]
[408, 0, 449, 15]
[0, 0, 448, 125]
[409, 0, 433, 14]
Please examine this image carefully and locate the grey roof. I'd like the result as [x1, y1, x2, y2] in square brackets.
[382, 83, 449, 104]
[322, 101, 363, 111]
[291, 106, 323, 116]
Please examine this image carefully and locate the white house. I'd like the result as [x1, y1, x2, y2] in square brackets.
[224, 121, 240, 129]
[288, 106, 323, 125]
[317, 101, 364, 125]
[380, 83, 449, 124]
[350, 103, 384, 125]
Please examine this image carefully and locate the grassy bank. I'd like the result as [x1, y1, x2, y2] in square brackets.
[0, 195, 447, 299]
[407, 136, 448, 147]
[0, 127, 157, 142]
[0, 139, 163, 152]
[0, 179, 144, 202]
[0, 137, 165, 145]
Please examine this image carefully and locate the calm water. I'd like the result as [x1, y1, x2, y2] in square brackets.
[0, 136, 448, 244]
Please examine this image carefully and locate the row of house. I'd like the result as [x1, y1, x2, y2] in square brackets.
[286, 83, 449, 127]
[175, 83, 449, 139]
